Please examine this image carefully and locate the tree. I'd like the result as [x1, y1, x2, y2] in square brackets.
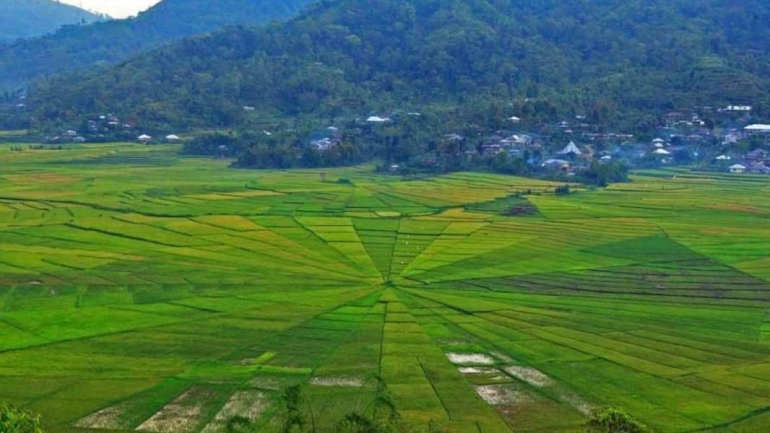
[282, 385, 306, 433]
[586, 407, 651, 433]
[0, 404, 43, 433]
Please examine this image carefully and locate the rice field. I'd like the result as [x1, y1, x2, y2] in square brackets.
[0, 143, 770, 432]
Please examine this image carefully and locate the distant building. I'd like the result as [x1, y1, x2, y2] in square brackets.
[557, 141, 582, 156]
[165, 134, 181, 143]
[729, 164, 747, 174]
[744, 124, 770, 133]
[745, 149, 767, 163]
[749, 162, 770, 174]
[542, 159, 571, 171]
[137, 134, 152, 144]
[723, 105, 752, 112]
[723, 133, 740, 145]
[367, 116, 391, 123]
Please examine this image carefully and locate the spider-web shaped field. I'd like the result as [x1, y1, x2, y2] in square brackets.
[1, 144, 770, 432]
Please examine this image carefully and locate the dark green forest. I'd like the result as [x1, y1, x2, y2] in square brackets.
[0, 0, 316, 89]
[20, 0, 770, 131]
[0, 0, 101, 43]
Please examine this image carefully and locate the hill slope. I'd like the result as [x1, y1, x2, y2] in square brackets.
[25, 0, 770, 128]
[0, 0, 102, 43]
[0, 0, 316, 89]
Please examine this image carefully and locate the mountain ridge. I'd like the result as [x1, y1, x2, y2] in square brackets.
[0, 0, 103, 43]
[0, 0, 317, 89]
[21, 0, 770, 129]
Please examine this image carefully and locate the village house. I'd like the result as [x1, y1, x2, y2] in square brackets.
[542, 159, 571, 171]
[311, 137, 336, 151]
[722, 132, 741, 145]
[745, 149, 767, 164]
[557, 141, 582, 157]
[749, 162, 770, 174]
[366, 116, 391, 123]
[744, 124, 770, 134]
[729, 164, 747, 174]
[722, 105, 753, 113]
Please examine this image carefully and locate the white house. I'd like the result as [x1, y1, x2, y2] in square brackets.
[542, 159, 571, 170]
[724, 105, 752, 112]
[509, 116, 521, 123]
[744, 124, 770, 133]
[367, 116, 391, 123]
[730, 164, 747, 174]
[137, 134, 152, 143]
[653, 148, 671, 155]
[558, 141, 582, 156]
[165, 134, 181, 143]
[715, 155, 731, 161]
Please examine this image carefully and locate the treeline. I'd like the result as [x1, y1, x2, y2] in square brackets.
[183, 113, 628, 186]
[17, 0, 770, 131]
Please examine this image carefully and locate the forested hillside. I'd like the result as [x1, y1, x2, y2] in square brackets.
[0, 0, 102, 43]
[0, 0, 316, 89]
[22, 0, 770, 129]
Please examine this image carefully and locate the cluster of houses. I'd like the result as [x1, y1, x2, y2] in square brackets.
[87, 114, 132, 133]
[310, 127, 342, 151]
[437, 113, 770, 175]
[136, 134, 182, 144]
[45, 129, 87, 143]
[41, 113, 187, 145]
[46, 130, 182, 145]
[725, 149, 770, 174]
[32, 103, 770, 177]
[711, 124, 770, 174]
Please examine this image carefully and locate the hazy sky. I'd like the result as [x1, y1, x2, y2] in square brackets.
[59, 0, 162, 18]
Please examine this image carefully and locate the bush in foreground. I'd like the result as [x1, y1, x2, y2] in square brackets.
[0, 404, 43, 433]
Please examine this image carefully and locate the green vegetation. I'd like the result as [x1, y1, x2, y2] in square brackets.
[0, 0, 101, 44]
[0, 0, 315, 89]
[0, 404, 43, 433]
[0, 144, 769, 433]
[587, 408, 651, 433]
[19, 0, 770, 130]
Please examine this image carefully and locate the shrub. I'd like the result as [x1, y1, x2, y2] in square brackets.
[586, 407, 650, 433]
[0, 404, 43, 433]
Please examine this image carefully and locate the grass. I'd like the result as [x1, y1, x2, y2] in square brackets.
[0, 143, 769, 432]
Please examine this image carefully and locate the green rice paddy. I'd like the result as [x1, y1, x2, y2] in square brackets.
[1, 143, 770, 432]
